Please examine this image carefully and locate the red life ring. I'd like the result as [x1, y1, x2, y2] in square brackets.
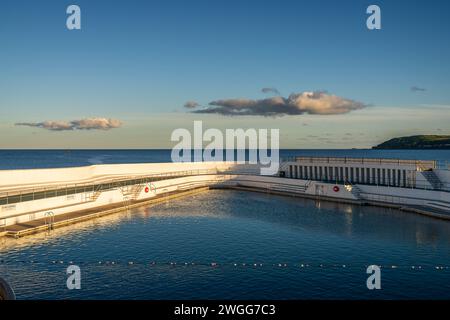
[333, 186, 340, 192]
[144, 186, 150, 193]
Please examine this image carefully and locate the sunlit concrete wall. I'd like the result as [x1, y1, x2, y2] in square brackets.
[0, 172, 358, 227]
[0, 174, 225, 227]
[0, 162, 243, 190]
[1, 162, 449, 228]
[223, 175, 357, 200]
[357, 184, 449, 206]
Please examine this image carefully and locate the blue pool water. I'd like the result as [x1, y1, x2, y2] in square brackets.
[0, 150, 450, 299]
[1, 190, 450, 300]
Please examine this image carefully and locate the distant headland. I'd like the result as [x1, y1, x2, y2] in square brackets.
[373, 135, 450, 149]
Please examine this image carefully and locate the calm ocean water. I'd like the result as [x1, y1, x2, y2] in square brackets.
[1, 150, 450, 299]
[0, 149, 449, 170]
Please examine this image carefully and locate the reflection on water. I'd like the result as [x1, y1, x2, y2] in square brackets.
[1, 190, 449, 300]
[0, 196, 216, 252]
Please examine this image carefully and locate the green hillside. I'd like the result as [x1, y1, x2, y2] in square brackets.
[373, 135, 450, 149]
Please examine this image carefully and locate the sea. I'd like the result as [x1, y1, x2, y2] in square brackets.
[0, 149, 449, 299]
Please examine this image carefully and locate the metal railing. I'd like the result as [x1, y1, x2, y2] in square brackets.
[0, 167, 265, 206]
[278, 170, 450, 192]
[360, 192, 415, 206]
[358, 191, 450, 209]
[0, 168, 222, 206]
[0, 177, 223, 222]
[281, 156, 440, 169]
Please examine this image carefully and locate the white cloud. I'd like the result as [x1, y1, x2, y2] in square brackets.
[193, 91, 367, 116]
[15, 118, 123, 131]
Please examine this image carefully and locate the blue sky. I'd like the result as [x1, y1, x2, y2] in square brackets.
[1, 0, 449, 148]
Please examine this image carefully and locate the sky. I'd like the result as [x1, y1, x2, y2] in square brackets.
[0, 0, 449, 149]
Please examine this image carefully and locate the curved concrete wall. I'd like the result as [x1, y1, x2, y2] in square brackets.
[0, 172, 357, 227]
[1, 162, 449, 229]
[1, 174, 223, 227]
[0, 162, 241, 190]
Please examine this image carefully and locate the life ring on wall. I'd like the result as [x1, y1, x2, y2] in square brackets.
[144, 183, 156, 194]
[333, 186, 340, 192]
